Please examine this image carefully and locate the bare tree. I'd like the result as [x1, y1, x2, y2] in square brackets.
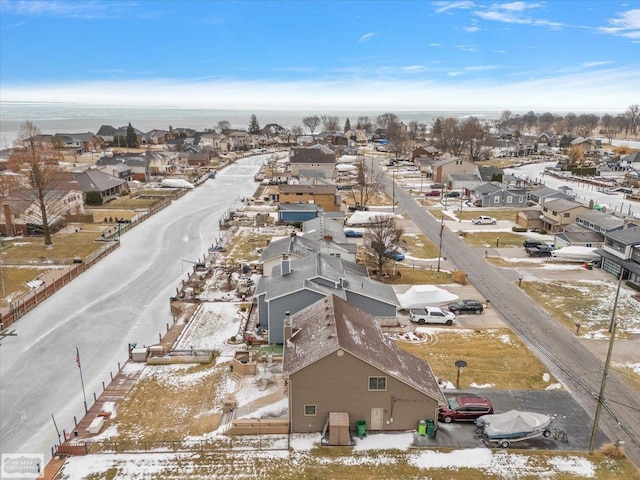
[439, 117, 465, 156]
[321, 115, 340, 132]
[290, 125, 303, 136]
[626, 104, 639, 136]
[566, 145, 584, 166]
[356, 116, 373, 132]
[9, 122, 67, 245]
[302, 115, 321, 134]
[344, 156, 385, 209]
[408, 120, 419, 140]
[461, 117, 490, 161]
[364, 215, 404, 273]
[499, 110, 512, 127]
[216, 120, 231, 133]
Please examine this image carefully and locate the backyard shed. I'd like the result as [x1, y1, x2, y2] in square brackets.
[329, 412, 350, 446]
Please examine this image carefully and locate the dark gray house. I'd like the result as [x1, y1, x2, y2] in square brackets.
[575, 210, 638, 235]
[529, 186, 574, 205]
[471, 182, 527, 208]
[595, 226, 640, 288]
[255, 252, 398, 344]
[71, 168, 129, 202]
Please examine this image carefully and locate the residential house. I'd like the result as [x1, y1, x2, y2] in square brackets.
[431, 157, 476, 184]
[528, 186, 575, 205]
[575, 210, 638, 235]
[539, 198, 589, 233]
[227, 131, 254, 151]
[96, 154, 150, 182]
[476, 166, 504, 183]
[146, 129, 171, 145]
[1, 188, 84, 237]
[411, 146, 440, 162]
[255, 252, 399, 344]
[538, 131, 558, 147]
[278, 184, 340, 212]
[620, 152, 640, 172]
[515, 208, 545, 231]
[259, 233, 320, 276]
[71, 168, 129, 203]
[54, 132, 105, 153]
[554, 224, 605, 249]
[570, 137, 600, 156]
[301, 216, 356, 262]
[147, 151, 177, 176]
[471, 182, 527, 208]
[177, 149, 210, 167]
[446, 173, 482, 193]
[278, 203, 321, 223]
[290, 145, 336, 177]
[283, 295, 445, 434]
[595, 226, 640, 287]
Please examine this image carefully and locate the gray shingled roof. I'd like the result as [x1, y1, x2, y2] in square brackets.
[255, 253, 398, 307]
[283, 295, 445, 403]
[473, 182, 502, 195]
[72, 169, 127, 192]
[576, 210, 634, 231]
[543, 198, 585, 211]
[557, 224, 604, 243]
[302, 217, 347, 243]
[606, 226, 640, 245]
[259, 234, 318, 262]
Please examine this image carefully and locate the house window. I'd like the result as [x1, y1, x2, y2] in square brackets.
[552, 211, 558, 216]
[304, 405, 317, 416]
[369, 376, 387, 391]
[493, 195, 500, 203]
[543, 207, 548, 212]
[507, 197, 513, 204]
[563, 213, 570, 218]
[519, 196, 524, 202]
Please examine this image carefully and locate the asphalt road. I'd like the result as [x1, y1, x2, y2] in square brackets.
[383, 167, 640, 465]
[0, 158, 263, 459]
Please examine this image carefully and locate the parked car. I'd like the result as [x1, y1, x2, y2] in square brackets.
[430, 183, 444, 189]
[447, 299, 484, 315]
[525, 245, 554, 257]
[348, 204, 369, 212]
[425, 190, 441, 197]
[523, 239, 543, 249]
[438, 395, 494, 423]
[384, 249, 405, 261]
[472, 216, 497, 225]
[445, 191, 461, 198]
[409, 306, 456, 325]
[344, 229, 363, 238]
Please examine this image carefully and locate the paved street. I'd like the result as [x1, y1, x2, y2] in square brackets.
[0, 158, 264, 459]
[383, 167, 640, 465]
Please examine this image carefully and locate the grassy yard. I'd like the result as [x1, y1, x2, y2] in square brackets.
[64, 445, 639, 479]
[225, 231, 272, 262]
[376, 265, 453, 285]
[103, 363, 226, 442]
[402, 233, 439, 259]
[398, 328, 557, 390]
[461, 232, 526, 248]
[2, 231, 102, 260]
[486, 257, 545, 268]
[101, 197, 159, 209]
[0, 266, 45, 308]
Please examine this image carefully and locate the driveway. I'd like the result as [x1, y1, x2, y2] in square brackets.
[412, 389, 608, 451]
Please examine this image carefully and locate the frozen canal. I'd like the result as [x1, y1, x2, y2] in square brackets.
[0, 157, 263, 459]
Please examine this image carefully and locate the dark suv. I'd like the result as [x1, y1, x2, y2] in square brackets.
[438, 395, 494, 423]
[523, 239, 542, 249]
[448, 299, 484, 315]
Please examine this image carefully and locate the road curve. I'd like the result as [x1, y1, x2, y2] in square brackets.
[384, 170, 640, 465]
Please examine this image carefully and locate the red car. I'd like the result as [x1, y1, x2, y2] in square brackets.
[438, 395, 494, 423]
[425, 190, 441, 196]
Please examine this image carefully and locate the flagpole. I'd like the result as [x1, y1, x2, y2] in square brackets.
[76, 346, 88, 413]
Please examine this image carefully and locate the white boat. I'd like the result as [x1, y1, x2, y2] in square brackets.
[476, 410, 552, 448]
[550, 246, 600, 262]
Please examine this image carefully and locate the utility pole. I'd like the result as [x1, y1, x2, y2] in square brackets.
[589, 270, 624, 453]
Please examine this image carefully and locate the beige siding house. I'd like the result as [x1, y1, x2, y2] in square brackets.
[539, 198, 588, 233]
[283, 295, 445, 435]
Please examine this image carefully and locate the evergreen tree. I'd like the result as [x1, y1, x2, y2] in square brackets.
[344, 118, 351, 132]
[125, 123, 138, 148]
[248, 114, 261, 134]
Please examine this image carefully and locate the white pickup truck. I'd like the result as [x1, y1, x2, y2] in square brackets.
[472, 215, 497, 225]
[409, 307, 456, 325]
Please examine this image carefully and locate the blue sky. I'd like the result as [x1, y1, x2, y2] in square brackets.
[0, 0, 638, 111]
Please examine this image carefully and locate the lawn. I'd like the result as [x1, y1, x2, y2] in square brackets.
[461, 232, 527, 248]
[397, 328, 558, 390]
[520, 279, 640, 338]
[101, 362, 227, 443]
[2, 231, 102, 260]
[0, 266, 45, 308]
[402, 233, 439, 259]
[225, 231, 272, 262]
[376, 265, 453, 285]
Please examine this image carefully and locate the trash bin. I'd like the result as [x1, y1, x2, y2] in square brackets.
[356, 420, 366, 438]
[418, 420, 427, 436]
[426, 419, 436, 438]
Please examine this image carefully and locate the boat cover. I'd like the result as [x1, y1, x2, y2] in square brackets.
[481, 410, 551, 438]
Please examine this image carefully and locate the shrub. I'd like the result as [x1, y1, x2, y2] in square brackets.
[452, 270, 467, 285]
[512, 226, 527, 232]
[85, 191, 103, 205]
[600, 443, 626, 459]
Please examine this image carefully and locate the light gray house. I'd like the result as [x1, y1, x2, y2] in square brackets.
[71, 168, 129, 202]
[575, 210, 638, 235]
[255, 253, 399, 344]
[283, 295, 445, 434]
[554, 224, 604, 249]
[596, 226, 640, 287]
[259, 233, 319, 276]
[529, 186, 574, 205]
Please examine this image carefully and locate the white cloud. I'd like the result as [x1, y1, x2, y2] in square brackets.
[447, 72, 464, 77]
[359, 32, 377, 42]
[464, 65, 500, 71]
[474, 1, 564, 27]
[403, 65, 425, 72]
[598, 8, 640, 39]
[432, 1, 475, 15]
[2, 68, 636, 111]
[429, 43, 442, 47]
[2, 21, 25, 29]
[581, 61, 614, 68]
[462, 25, 480, 32]
[1, 0, 138, 19]
[499, 2, 541, 12]
[455, 44, 478, 52]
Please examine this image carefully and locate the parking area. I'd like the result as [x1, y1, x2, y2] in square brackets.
[412, 389, 608, 451]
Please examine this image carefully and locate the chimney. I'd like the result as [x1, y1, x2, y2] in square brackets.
[3, 203, 14, 237]
[283, 311, 292, 342]
[323, 235, 333, 242]
[281, 254, 291, 275]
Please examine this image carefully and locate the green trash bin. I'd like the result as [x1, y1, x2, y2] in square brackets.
[426, 419, 436, 438]
[418, 420, 427, 436]
[356, 420, 366, 438]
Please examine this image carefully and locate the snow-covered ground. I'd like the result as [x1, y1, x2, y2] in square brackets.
[58, 434, 603, 479]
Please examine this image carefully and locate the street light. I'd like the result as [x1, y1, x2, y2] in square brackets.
[455, 360, 467, 389]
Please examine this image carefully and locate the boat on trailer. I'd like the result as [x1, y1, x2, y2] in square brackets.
[476, 410, 552, 448]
